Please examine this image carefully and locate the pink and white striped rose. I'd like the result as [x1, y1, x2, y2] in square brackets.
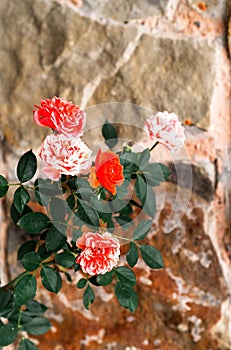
[144, 111, 185, 152]
[39, 133, 91, 181]
[76, 232, 120, 275]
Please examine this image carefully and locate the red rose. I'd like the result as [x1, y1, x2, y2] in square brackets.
[76, 232, 120, 275]
[89, 148, 124, 195]
[33, 96, 86, 138]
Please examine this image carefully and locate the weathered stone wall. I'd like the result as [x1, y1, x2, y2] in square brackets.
[0, 0, 230, 349]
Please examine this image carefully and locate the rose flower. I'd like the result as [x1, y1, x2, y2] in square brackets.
[89, 148, 124, 195]
[76, 232, 120, 275]
[39, 133, 91, 181]
[33, 96, 86, 138]
[144, 111, 185, 152]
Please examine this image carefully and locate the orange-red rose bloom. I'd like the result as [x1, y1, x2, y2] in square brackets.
[90, 148, 124, 195]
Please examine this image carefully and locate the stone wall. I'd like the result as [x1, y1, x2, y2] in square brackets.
[0, 0, 230, 349]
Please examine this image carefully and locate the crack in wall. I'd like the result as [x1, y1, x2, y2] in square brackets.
[80, 26, 145, 108]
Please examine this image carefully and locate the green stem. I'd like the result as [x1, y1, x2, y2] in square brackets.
[112, 234, 132, 242]
[42, 260, 55, 267]
[8, 183, 22, 187]
[112, 234, 141, 248]
[17, 309, 22, 330]
[8, 183, 35, 191]
[149, 141, 159, 152]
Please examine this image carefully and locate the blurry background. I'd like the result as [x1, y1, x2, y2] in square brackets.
[0, 0, 231, 349]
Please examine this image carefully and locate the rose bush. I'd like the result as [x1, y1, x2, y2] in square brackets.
[0, 97, 185, 349]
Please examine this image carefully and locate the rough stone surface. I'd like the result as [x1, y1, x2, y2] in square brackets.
[89, 35, 216, 128]
[0, 0, 222, 149]
[78, 0, 227, 22]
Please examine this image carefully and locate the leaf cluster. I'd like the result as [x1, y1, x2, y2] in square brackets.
[0, 123, 171, 348]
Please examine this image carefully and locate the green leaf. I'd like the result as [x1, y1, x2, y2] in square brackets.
[65, 272, 72, 283]
[40, 266, 62, 293]
[132, 219, 152, 240]
[55, 251, 75, 268]
[21, 252, 41, 271]
[13, 186, 30, 214]
[76, 178, 93, 201]
[46, 226, 66, 252]
[138, 149, 150, 170]
[102, 121, 118, 148]
[11, 203, 32, 224]
[110, 198, 127, 212]
[17, 150, 37, 183]
[23, 316, 51, 335]
[119, 203, 133, 216]
[135, 175, 147, 206]
[76, 278, 87, 289]
[67, 194, 76, 210]
[0, 175, 9, 198]
[77, 199, 99, 228]
[25, 300, 47, 316]
[83, 285, 95, 309]
[159, 163, 171, 180]
[17, 240, 37, 260]
[18, 212, 50, 234]
[90, 197, 111, 213]
[72, 228, 82, 243]
[0, 323, 18, 346]
[13, 275, 37, 307]
[0, 289, 12, 312]
[89, 276, 101, 286]
[120, 152, 139, 178]
[38, 243, 53, 260]
[114, 283, 138, 312]
[19, 338, 38, 350]
[96, 270, 114, 286]
[126, 242, 138, 267]
[143, 185, 156, 218]
[140, 245, 164, 269]
[144, 163, 170, 186]
[35, 178, 61, 196]
[116, 179, 130, 199]
[49, 197, 66, 222]
[115, 266, 136, 286]
[115, 216, 133, 228]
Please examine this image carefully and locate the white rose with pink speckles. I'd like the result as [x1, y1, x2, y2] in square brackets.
[39, 133, 91, 181]
[144, 111, 185, 152]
